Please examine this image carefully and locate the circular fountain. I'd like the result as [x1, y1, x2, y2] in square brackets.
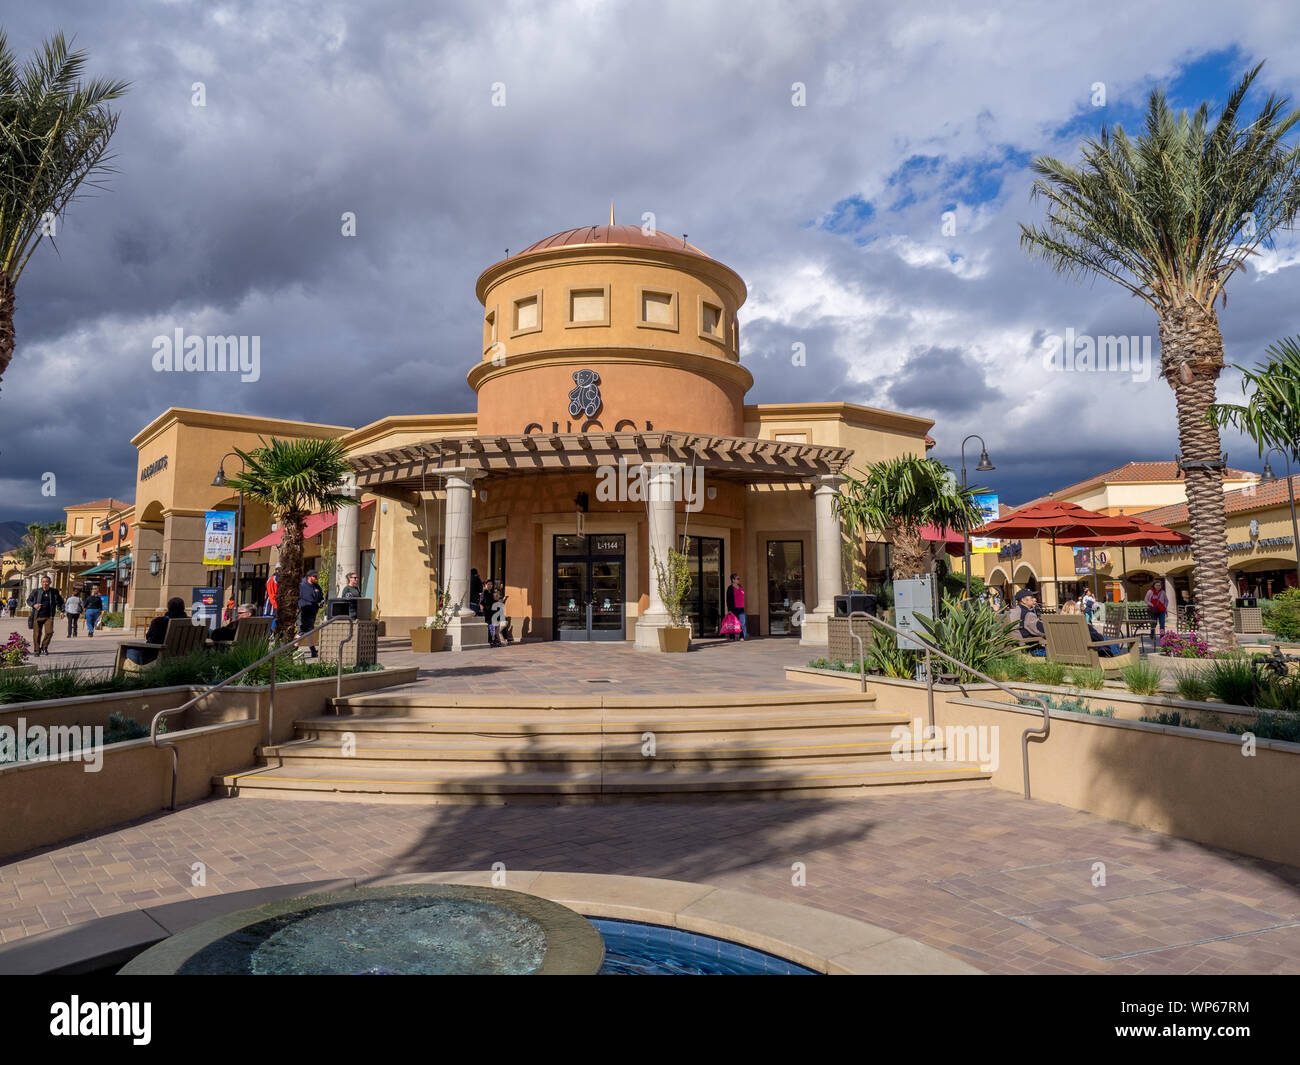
[117, 885, 605, 975]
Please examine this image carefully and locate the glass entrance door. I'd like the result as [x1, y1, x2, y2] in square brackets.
[685, 537, 724, 637]
[554, 560, 588, 640]
[553, 534, 626, 641]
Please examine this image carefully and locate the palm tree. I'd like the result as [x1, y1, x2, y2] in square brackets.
[13, 520, 63, 566]
[1020, 62, 1300, 652]
[223, 437, 357, 640]
[1207, 336, 1300, 460]
[835, 456, 984, 583]
[0, 31, 129, 386]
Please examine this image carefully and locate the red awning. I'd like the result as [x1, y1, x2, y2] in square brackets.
[242, 500, 373, 552]
[919, 525, 967, 558]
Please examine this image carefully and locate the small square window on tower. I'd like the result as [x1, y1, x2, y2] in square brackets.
[511, 292, 541, 336]
[637, 288, 678, 331]
[566, 285, 610, 327]
[699, 299, 723, 343]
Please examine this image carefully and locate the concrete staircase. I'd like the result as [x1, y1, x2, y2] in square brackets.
[213, 689, 992, 804]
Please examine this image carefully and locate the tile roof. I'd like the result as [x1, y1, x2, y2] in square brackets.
[64, 497, 133, 511]
[1013, 461, 1257, 511]
[1138, 473, 1300, 528]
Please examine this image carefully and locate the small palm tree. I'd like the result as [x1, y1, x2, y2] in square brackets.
[224, 437, 357, 639]
[1020, 62, 1300, 652]
[835, 457, 984, 583]
[13, 520, 64, 567]
[0, 31, 129, 386]
[1208, 336, 1300, 461]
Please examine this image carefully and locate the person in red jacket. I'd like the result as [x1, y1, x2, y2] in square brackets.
[264, 569, 279, 631]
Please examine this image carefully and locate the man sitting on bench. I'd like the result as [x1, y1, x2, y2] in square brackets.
[1007, 588, 1046, 651]
[212, 603, 256, 644]
[126, 597, 189, 666]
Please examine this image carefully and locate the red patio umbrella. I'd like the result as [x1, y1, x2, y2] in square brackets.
[972, 500, 1141, 604]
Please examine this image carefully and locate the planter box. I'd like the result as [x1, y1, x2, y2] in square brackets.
[409, 628, 448, 653]
[657, 627, 691, 653]
[827, 617, 877, 663]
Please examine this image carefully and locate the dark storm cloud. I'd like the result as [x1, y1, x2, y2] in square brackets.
[0, 0, 1296, 521]
[887, 345, 1002, 416]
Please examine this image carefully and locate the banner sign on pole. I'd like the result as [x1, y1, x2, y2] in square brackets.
[971, 494, 1000, 553]
[203, 511, 236, 566]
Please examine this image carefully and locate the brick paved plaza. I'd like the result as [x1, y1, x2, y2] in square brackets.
[3, 637, 1299, 974]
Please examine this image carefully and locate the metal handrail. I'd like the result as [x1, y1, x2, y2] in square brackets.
[844, 610, 1050, 800]
[149, 615, 356, 811]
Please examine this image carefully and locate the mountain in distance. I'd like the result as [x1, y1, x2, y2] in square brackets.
[0, 521, 31, 554]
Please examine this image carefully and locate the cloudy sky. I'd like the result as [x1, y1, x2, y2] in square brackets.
[2, 0, 1299, 524]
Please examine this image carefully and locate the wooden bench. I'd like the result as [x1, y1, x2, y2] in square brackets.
[1042, 614, 1140, 674]
[114, 618, 208, 674]
[211, 615, 272, 648]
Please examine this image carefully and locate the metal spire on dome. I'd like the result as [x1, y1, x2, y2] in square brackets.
[609, 202, 615, 226]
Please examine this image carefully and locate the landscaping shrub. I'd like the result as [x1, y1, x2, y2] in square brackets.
[1173, 671, 1213, 703]
[1158, 631, 1212, 658]
[2, 632, 32, 668]
[1263, 588, 1300, 641]
[1020, 692, 1115, 717]
[1205, 654, 1261, 708]
[1226, 711, 1300, 743]
[0, 644, 382, 706]
[98, 611, 125, 628]
[864, 625, 918, 679]
[1119, 661, 1163, 696]
[1257, 674, 1300, 715]
[1066, 666, 1105, 690]
[1139, 710, 1200, 729]
[1026, 659, 1066, 687]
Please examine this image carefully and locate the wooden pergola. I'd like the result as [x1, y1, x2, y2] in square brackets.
[348, 431, 853, 497]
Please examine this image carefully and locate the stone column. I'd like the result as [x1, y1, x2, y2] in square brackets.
[635, 462, 681, 651]
[800, 474, 844, 647]
[334, 489, 361, 598]
[443, 469, 488, 651]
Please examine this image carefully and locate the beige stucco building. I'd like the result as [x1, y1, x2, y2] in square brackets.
[126, 220, 937, 647]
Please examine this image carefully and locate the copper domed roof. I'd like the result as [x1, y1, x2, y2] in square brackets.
[515, 224, 711, 260]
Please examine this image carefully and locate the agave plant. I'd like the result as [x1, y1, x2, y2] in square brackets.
[910, 595, 1022, 681]
[1020, 63, 1300, 653]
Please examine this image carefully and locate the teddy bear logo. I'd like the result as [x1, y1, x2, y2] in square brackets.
[568, 369, 602, 418]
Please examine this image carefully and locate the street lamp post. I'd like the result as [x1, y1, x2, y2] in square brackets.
[1260, 449, 1300, 592]
[213, 453, 247, 613]
[960, 434, 995, 599]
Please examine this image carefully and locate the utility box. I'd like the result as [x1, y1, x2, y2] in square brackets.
[893, 576, 934, 650]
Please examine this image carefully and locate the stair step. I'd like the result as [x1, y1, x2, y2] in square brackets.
[295, 709, 903, 737]
[262, 728, 939, 768]
[214, 757, 991, 803]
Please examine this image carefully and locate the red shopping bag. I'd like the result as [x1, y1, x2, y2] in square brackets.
[721, 612, 741, 635]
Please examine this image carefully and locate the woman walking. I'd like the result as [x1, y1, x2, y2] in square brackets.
[725, 574, 746, 641]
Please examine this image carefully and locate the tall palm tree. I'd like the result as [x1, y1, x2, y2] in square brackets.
[835, 456, 984, 582]
[0, 31, 129, 386]
[223, 437, 356, 640]
[1020, 62, 1300, 651]
[1207, 336, 1300, 461]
